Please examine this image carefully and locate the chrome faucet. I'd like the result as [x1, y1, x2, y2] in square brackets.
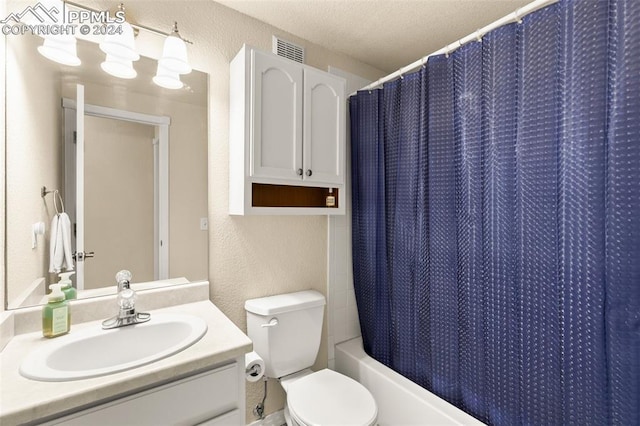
[102, 270, 151, 329]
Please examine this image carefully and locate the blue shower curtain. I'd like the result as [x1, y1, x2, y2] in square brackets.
[350, 0, 639, 424]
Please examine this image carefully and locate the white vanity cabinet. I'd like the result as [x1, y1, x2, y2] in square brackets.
[42, 362, 243, 426]
[229, 44, 346, 215]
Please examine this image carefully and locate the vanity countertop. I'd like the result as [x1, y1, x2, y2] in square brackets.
[0, 300, 252, 425]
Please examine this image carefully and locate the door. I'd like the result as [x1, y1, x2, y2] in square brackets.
[251, 50, 303, 180]
[303, 68, 345, 185]
[75, 85, 87, 289]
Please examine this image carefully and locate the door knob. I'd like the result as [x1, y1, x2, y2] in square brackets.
[297, 168, 303, 176]
[73, 251, 95, 262]
[306, 169, 312, 177]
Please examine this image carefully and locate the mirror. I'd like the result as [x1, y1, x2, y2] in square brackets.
[5, 33, 208, 309]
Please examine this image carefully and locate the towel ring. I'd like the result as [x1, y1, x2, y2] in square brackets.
[53, 190, 65, 215]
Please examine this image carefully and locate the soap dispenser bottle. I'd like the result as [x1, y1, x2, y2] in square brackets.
[43, 284, 70, 338]
[58, 271, 77, 300]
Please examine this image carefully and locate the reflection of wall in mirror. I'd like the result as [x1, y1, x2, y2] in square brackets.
[6, 32, 63, 308]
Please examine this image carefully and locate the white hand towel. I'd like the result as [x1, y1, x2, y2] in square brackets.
[49, 214, 61, 273]
[49, 213, 74, 273]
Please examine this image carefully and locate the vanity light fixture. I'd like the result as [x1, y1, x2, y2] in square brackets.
[152, 64, 184, 90]
[99, 4, 139, 79]
[153, 22, 191, 89]
[32, 0, 80, 66]
[29, 1, 195, 85]
[38, 34, 81, 67]
[18, 0, 80, 66]
[158, 22, 192, 75]
[101, 54, 137, 79]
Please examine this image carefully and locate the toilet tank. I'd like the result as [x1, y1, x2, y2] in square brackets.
[245, 290, 325, 379]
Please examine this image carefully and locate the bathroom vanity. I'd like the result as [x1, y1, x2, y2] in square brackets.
[0, 293, 252, 425]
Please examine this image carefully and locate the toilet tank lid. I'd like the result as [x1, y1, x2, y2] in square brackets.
[245, 290, 326, 315]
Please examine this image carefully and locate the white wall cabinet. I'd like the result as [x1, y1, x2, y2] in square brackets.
[230, 45, 346, 215]
[42, 362, 243, 426]
[251, 50, 303, 181]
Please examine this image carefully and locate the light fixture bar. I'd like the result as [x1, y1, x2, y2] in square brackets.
[63, 0, 194, 44]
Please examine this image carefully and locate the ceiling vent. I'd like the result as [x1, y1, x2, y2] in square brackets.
[273, 36, 305, 64]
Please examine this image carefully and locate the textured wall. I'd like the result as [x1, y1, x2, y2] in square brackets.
[5, 32, 63, 307]
[0, 0, 6, 313]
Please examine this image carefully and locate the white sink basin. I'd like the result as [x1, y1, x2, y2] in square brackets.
[20, 313, 207, 381]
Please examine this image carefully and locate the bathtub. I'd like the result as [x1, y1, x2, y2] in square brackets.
[335, 337, 485, 426]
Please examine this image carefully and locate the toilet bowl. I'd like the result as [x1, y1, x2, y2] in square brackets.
[282, 369, 377, 426]
[245, 290, 378, 426]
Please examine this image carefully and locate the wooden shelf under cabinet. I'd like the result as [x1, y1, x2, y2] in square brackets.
[252, 184, 339, 209]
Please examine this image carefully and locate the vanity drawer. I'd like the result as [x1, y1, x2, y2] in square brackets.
[44, 362, 239, 426]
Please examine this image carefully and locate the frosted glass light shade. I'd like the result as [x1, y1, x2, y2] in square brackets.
[38, 35, 81, 67]
[153, 64, 183, 89]
[101, 54, 137, 79]
[158, 35, 192, 75]
[99, 22, 140, 61]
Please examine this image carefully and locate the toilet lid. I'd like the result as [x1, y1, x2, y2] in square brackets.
[288, 369, 377, 426]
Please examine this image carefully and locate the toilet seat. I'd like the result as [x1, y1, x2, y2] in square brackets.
[287, 369, 377, 426]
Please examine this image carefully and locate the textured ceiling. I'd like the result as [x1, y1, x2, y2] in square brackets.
[216, 0, 532, 73]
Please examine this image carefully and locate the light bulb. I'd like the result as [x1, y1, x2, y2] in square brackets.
[153, 64, 183, 89]
[101, 54, 137, 79]
[99, 21, 140, 61]
[38, 35, 81, 66]
[157, 22, 191, 75]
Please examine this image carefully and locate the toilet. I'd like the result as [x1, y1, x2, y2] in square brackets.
[245, 290, 378, 426]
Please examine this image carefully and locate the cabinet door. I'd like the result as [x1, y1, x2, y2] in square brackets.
[252, 51, 303, 180]
[45, 363, 239, 425]
[303, 68, 345, 185]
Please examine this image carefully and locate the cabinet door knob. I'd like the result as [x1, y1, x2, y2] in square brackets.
[297, 168, 303, 176]
[306, 169, 313, 177]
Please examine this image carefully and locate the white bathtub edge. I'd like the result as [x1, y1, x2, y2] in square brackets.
[335, 337, 485, 426]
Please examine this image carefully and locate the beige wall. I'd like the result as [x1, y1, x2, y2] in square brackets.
[84, 116, 155, 288]
[3, 0, 385, 420]
[5, 31, 63, 307]
[1, 0, 6, 313]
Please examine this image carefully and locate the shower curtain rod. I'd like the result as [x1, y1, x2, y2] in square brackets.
[349, 0, 558, 97]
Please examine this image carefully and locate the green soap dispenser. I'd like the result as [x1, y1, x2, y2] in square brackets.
[43, 284, 70, 338]
[58, 271, 77, 300]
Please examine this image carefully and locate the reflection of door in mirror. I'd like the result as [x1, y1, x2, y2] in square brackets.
[62, 102, 170, 290]
[84, 116, 155, 289]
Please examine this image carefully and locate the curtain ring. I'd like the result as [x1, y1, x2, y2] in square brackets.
[514, 8, 523, 24]
[445, 43, 452, 58]
[475, 29, 483, 43]
[421, 57, 427, 69]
